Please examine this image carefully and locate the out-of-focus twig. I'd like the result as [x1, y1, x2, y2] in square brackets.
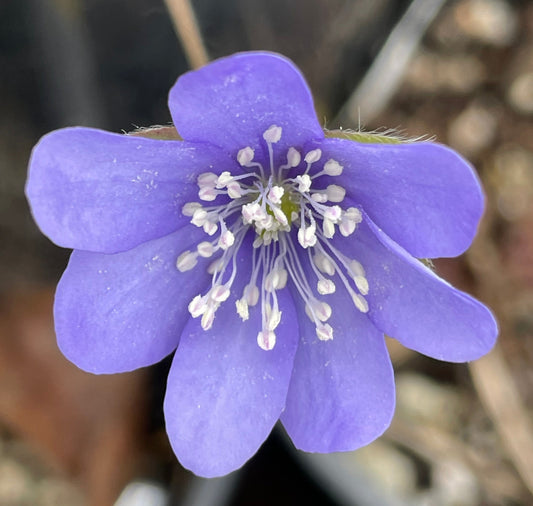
[335, 0, 446, 126]
[163, 0, 209, 69]
[469, 345, 533, 496]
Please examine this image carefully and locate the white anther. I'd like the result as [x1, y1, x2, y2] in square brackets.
[227, 181, 243, 199]
[216, 171, 233, 188]
[243, 284, 260, 306]
[263, 125, 282, 143]
[323, 159, 343, 176]
[313, 253, 335, 276]
[257, 330, 276, 351]
[304, 148, 322, 164]
[287, 147, 301, 167]
[298, 224, 317, 248]
[197, 172, 218, 187]
[305, 299, 332, 322]
[176, 251, 198, 272]
[339, 207, 362, 237]
[295, 174, 311, 193]
[268, 186, 284, 204]
[349, 259, 366, 278]
[352, 293, 369, 313]
[188, 295, 206, 317]
[316, 323, 333, 341]
[317, 279, 336, 295]
[201, 306, 216, 330]
[345, 207, 362, 223]
[253, 236, 263, 248]
[237, 146, 255, 166]
[315, 301, 332, 321]
[354, 275, 369, 296]
[324, 205, 342, 223]
[210, 285, 231, 302]
[191, 208, 208, 227]
[198, 186, 217, 201]
[276, 268, 288, 289]
[207, 257, 224, 274]
[322, 218, 335, 239]
[265, 268, 287, 291]
[266, 307, 282, 331]
[197, 241, 215, 257]
[203, 221, 218, 236]
[242, 202, 260, 223]
[311, 192, 328, 203]
[236, 298, 249, 321]
[218, 229, 235, 250]
[326, 184, 346, 202]
[272, 206, 288, 227]
[182, 202, 202, 216]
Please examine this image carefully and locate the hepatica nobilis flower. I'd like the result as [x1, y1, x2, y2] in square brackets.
[26, 52, 497, 477]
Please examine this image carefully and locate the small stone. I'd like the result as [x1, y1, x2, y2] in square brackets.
[454, 0, 518, 46]
[507, 72, 533, 115]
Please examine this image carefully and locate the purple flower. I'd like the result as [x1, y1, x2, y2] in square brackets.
[26, 52, 497, 477]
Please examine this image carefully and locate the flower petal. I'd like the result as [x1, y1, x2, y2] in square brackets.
[164, 250, 299, 477]
[281, 283, 395, 453]
[169, 52, 324, 155]
[334, 215, 497, 362]
[55, 226, 210, 373]
[26, 127, 235, 253]
[315, 137, 484, 258]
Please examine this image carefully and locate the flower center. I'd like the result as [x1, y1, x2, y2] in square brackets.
[177, 125, 369, 350]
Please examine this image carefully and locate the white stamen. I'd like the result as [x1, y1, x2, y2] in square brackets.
[316, 323, 333, 341]
[197, 241, 215, 257]
[211, 284, 231, 302]
[295, 174, 311, 193]
[287, 147, 301, 167]
[198, 186, 217, 201]
[182, 202, 202, 216]
[227, 181, 243, 199]
[304, 148, 322, 164]
[236, 298, 249, 320]
[263, 125, 282, 143]
[317, 279, 336, 295]
[257, 330, 276, 350]
[311, 192, 328, 203]
[322, 218, 335, 239]
[243, 283, 259, 306]
[176, 251, 198, 272]
[216, 171, 233, 188]
[268, 186, 284, 204]
[326, 184, 346, 202]
[188, 295, 206, 317]
[203, 221, 218, 236]
[191, 208, 208, 227]
[237, 147, 255, 166]
[352, 293, 369, 313]
[324, 205, 342, 223]
[197, 172, 218, 186]
[323, 159, 343, 176]
[218, 229, 235, 250]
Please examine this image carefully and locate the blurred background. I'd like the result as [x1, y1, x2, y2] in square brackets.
[1, 0, 533, 504]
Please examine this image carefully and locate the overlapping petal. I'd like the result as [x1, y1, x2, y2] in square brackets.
[26, 127, 236, 254]
[169, 52, 324, 156]
[281, 280, 395, 452]
[332, 215, 497, 362]
[314, 137, 484, 258]
[55, 226, 210, 373]
[164, 245, 299, 477]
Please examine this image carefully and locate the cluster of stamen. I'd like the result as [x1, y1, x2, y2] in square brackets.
[177, 125, 369, 350]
